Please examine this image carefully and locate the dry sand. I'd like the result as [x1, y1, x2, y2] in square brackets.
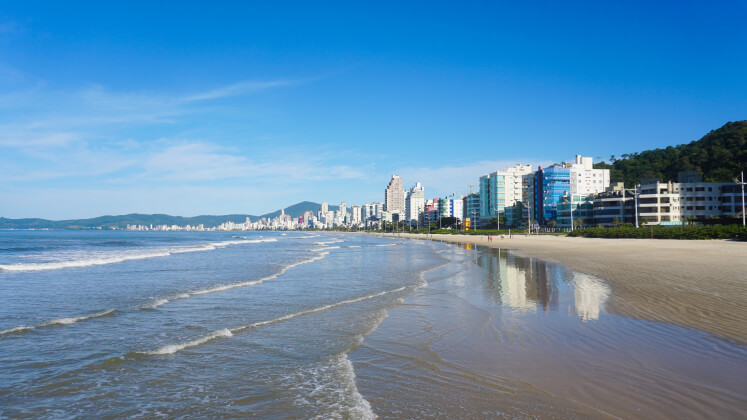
[371, 232, 747, 344]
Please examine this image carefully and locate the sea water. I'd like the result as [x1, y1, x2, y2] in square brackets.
[0, 231, 441, 418]
[1, 231, 745, 418]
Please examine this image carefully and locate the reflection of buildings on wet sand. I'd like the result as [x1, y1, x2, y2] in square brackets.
[478, 249, 558, 312]
[572, 272, 610, 321]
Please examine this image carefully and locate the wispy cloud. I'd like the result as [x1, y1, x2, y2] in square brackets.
[182, 79, 298, 102]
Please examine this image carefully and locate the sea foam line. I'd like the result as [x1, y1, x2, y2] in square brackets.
[0, 238, 277, 272]
[142, 251, 330, 309]
[144, 286, 406, 355]
[0, 309, 116, 336]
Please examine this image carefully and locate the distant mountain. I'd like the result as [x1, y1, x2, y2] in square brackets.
[0, 213, 258, 230]
[0, 201, 340, 230]
[595, 120, 746, 186]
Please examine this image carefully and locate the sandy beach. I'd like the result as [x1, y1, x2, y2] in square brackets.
[370, 232, 747, 345]
[348, 232, 747, 418]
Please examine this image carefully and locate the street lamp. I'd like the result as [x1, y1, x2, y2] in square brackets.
[735, 171, 746, 227]
[634, 185, 640, 228]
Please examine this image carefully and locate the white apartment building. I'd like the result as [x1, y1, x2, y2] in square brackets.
[570, 155, 610, 195]
[480, 164, 532, 226]
[384, 175, 405, 214]
[351, 205, 362, 225]
[362, 202, 384, 223]
[404, 182, 425, 222]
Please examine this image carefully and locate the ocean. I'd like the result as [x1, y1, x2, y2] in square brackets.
[1, 231, 745, 418]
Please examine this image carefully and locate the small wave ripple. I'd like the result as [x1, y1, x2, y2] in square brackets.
[0, 309, 116, 336]
[142, 251, 330, 309]
[143, 286, 406, 355]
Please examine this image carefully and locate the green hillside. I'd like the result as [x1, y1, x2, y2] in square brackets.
[595, 120, 746, 186]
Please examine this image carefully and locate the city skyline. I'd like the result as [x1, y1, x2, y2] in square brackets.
[1, 2, 746, 219]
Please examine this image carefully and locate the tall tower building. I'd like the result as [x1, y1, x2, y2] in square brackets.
[384, 175, 405, 214]
[339, 202, 347, 217]
[405, 182, 425, 222]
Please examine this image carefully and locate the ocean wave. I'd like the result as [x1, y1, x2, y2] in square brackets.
[0, 309, 116, 336]
[145, 328, 233, 355]
[0, 239, 276, 272]
[313, 240, 344, 246]
[141, 251, 330, 309]
[145, 286, 406, 355]
[284, 353, 376, 419]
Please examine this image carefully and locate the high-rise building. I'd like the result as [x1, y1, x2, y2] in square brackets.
[438, 195, 463, 220]
[534, 156, 610, 225]
[351, 205, 362, 225]
[534, 165, 570, 224]
[462, 192, 481, 228]
[321, 202, 329, 215]
[569, 155, 610, 195]
[339, 202, 347, 217]
[480, 164, 532, 226]
[384, 175, 405, 214]
[404, 182, 425, 222]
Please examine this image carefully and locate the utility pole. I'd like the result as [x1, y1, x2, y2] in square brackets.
[735, 171, 746, 227]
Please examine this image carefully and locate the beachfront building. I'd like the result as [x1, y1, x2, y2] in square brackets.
[351, 205, 362, 226]
[569, 155, 610, 196]
[462, 192, 481, 229]
[404, 182, 425, 223]
[362, 202, 384, 225]
[534, 165, 570, 225]
[384, 175, 405, 216]
[438, 195, 463, 222]
[589, 184, 637, 226]
[479, 164, 532, 227]
[534, 156, 609, 226]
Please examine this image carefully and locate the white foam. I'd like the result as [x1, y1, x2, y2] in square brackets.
[1, 309, 116, 335]
[0, 239, 276, 272]
[145, 298, 170, 309]
[233, 287, 406, 333]
[144, 286, 407, 356]
[146, 328, 233, 355]
[285, 353, 376, 420]
[0, 325, 34, 335]
[40, 309, 116, 326]
[141, 251, 330, 308]
[313, 240, 344, 246]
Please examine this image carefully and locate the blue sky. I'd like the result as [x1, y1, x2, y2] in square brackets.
[1, 1, 745, 219]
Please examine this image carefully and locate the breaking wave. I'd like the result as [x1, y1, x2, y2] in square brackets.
[0, 309, 116, 336]
[0, 239, 276, 272]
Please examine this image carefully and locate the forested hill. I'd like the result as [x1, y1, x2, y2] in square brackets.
[595, 120, 746, 186]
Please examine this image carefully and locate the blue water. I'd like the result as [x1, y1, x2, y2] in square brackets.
[0, 231, 442, 418]
[1, 231, 745, 418]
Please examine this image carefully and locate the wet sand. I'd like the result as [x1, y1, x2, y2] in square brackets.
[350, 234, 747, 418]
[376, 233, 747, 345]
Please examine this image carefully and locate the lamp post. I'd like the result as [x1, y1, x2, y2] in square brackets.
[634, 185, 640, 228]
[735, 171, 746, 226]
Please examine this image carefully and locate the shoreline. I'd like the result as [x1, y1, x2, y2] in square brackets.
[364, 232, 747, 345]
